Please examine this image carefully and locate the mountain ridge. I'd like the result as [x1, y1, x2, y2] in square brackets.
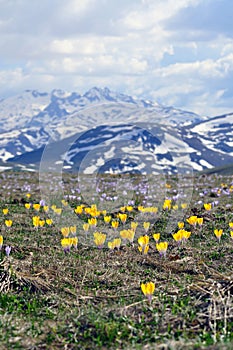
[0, 87, 232, 174]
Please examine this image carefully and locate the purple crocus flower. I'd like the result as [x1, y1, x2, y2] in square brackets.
[63, 246, 70, 254]
[5, 246, 11, 257]
[40, 199, 46, 206]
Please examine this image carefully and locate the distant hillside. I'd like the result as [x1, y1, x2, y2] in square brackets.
[200, 163, 233, 175]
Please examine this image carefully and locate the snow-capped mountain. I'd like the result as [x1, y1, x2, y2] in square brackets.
[0, 87, 203, 138]
[0, 87, 232, 173]
[0, 90, 50, 131]
[8, 119, 233, 174]
[0, 127, 51, 161]
[188, 113, 233, 156]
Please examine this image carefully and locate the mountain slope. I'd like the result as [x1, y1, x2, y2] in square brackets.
[8, 119, 233, 175]
[0, 87, 205, 163]
[0, 87, 233, 174]
[189, 113, 233, 156]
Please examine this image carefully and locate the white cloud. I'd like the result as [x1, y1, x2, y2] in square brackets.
[156, 56, 233, 79]
[61, 0, 95, 16]
[221, 39, 233, 56]
[0, 0, 233, 116]
[0, 68, 25, 86]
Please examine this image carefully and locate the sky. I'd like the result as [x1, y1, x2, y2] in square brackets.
[1, 0, 233, 116]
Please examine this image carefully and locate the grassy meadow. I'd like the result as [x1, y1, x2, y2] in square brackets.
[0, 170, 232, 349]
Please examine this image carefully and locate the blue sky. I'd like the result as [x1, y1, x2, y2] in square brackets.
[0, 0, 233, 116]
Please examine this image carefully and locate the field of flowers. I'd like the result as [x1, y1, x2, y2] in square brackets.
[0, 171, 232, 349]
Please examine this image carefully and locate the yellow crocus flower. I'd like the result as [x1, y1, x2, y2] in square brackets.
[141, 281, 155, 302]
[138, 245, 149, 255]
[25, 203, 31, 210]
[108, 241, 115, 250]
[61, 227, 70, 237]
[138, 235, 149, 254]
[33, 203, 41, 212]
[70, 226, 77, 235]
[111, 220, 119, 229]
[131, 221, 138, 231]
[172, 231, 183, 243]
[118, 213, 127, 224]
[75, 206, 83, 215]
[43, 206, 49, 213]
[214, 229, 223, 241]
[113, 238, 121, 250]
[153, 233, 160, 242]
[83, 223, 89, 232]
[186, 216, 198, 226]
[144, 245, 149, 255]
[104, 215, 111, 224]
[61, 238, 72, 253]
[32, 216, 40, 228]
[178, 222, 184, 229]
[138, 205, 144, 212]
[204, 203, 212, 211]
[120, 229, 135, 242]
[88, 217, 97, 227]
[143, 222, 150, 232]
[138, 235, 149, 247]
[163, 199, 172, 210]
[173, 229, 191, 243]
[46, 219, 53, 226]
[71, 237, 78, 248]
[0, 235, 3, 249]
[197, 217, 203, 226]
[126, 206, 133, 212]
[5, 219, 13, 228]
[2, 208, 9, 215]
[84, 207, 91, 215]
[182, 230, 191, 240]
[126, 229, 135, 243]
[54, 208, 62, 215]
[156, 241, 168, 257]
[120, 229, 129, 239]
[93, 232, 106, 248]
[90, 208, 100, 217]
[39, 220, 45, 227]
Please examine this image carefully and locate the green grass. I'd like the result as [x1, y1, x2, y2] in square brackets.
[0, 171, 232, 349]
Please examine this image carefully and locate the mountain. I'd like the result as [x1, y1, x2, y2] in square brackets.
[0, 127, 51, 161]
[188, 113, 233, 155]
[0, 87, 203, 139]
[0, 87, 232, 174]
[182, 113, 233, 171]
[8, 119, 233, 175]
